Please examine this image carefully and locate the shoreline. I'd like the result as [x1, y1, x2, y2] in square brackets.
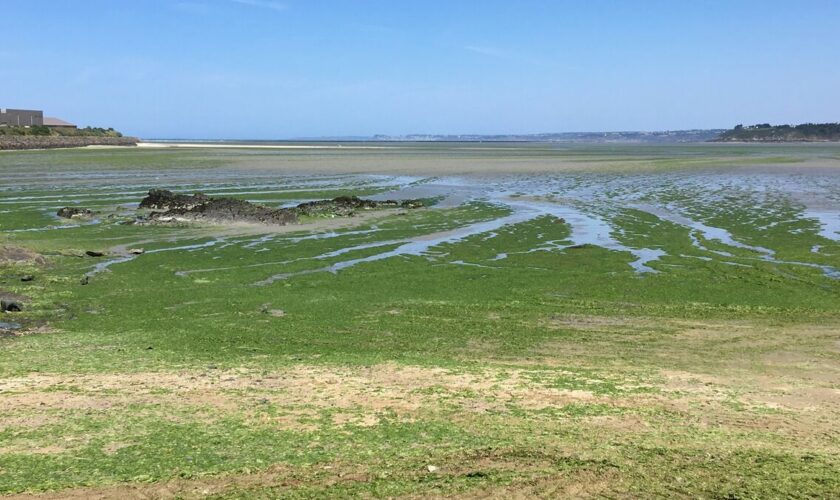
[137, 142, 393, 150]
[0, 135, 138, 151]
[137, 140, 840, 149]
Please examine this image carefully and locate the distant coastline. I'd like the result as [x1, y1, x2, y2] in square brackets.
[141, 129, 726, 146]
[7, 124, 840, 151]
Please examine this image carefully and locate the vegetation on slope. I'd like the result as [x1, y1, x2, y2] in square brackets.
[0, 125, 124, 137]
[714, 122, 840, 142]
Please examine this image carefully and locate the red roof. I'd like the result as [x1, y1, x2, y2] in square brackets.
[43, 117, 76, 127]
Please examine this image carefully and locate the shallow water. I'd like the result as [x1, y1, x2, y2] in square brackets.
[78, 172, 840, 282]
[2, 155, 839, 282]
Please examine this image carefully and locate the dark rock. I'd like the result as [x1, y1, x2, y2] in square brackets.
[139, 189, 210, 210]
[400, 200, 425, 209]
[80, 276, 90, 285]
[294, 196, 425, 217]
[85, 250, 105, 257]
[20, 275, 34, 282]
[57, 207, 93, 219]
[142, 190, 425, 226]
[1, 300, 22, 312]
[153, 197, 299, 225]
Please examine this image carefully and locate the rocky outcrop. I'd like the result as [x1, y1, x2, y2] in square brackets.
[153, 197, 300, 225]
[1, 299, 22, 312]
[0, 136, 138, 150]
[296, 196, 424, 217]
[57, 207, 94, 219]
[138, 189, 209, 210]
[138, 190, 425, 226]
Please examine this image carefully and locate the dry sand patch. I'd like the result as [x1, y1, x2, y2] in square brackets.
[0, 246, 46, 266]
[0, 364, 604, 433]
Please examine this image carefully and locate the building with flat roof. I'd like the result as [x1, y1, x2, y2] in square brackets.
[0, 108, 43, 127]
[0, 109, 77, 129]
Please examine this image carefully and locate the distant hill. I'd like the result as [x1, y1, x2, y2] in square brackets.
[713, 123, 840, 142]
[365, 129, 725, 144]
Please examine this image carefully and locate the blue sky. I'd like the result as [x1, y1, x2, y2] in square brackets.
[2, 0, 839, 138]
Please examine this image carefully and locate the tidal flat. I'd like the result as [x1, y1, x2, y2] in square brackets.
[1, 143, 840, 498]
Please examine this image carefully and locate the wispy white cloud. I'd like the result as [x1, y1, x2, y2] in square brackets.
[231, 0, 287, 12]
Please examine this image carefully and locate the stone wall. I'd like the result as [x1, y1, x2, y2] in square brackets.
[0, 136, 138, 150]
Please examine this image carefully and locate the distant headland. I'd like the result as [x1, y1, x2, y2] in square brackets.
[712, 123, 840, 143]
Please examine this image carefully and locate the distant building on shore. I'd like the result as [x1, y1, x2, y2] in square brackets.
[0, 108, 43, 127]
[0, 108, 77, 129]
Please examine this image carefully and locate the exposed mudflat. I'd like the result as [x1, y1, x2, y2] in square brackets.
[2, 144, 840, 498]
[123, 170, 840, 281]
[3, 152, 839, 282]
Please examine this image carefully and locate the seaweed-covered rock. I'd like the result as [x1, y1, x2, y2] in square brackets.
[294, 196, 424, 217]
[400, 200, 425, 209]
[139, 189, 210, 210]
[152, 197, 299, 226]
[142, 191, 425, 226]
[57, 207, 94, 219]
